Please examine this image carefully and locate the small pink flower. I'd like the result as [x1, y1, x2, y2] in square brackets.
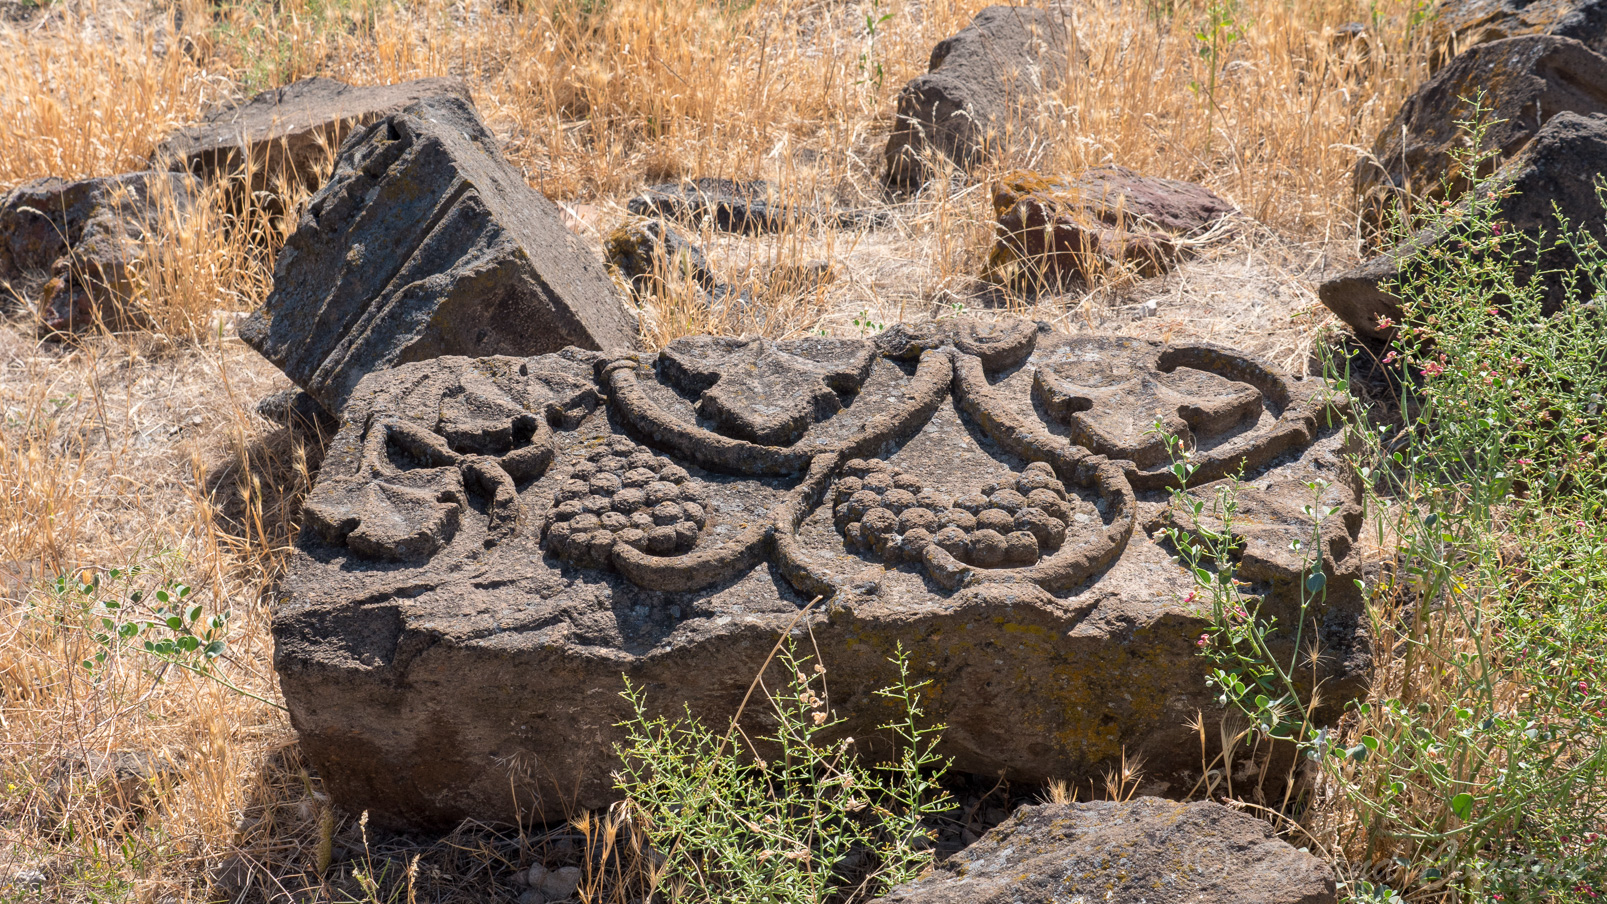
[1197, 634, 1210, 648]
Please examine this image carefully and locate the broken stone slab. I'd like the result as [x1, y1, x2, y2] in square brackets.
[885, 6, 1076, 187]
[1426, 0, 1607, 71]
[273, 317, 1367, 829]
[153, 76, 473, 197]
[238, 94, 636, 415]
[984, 168, 1236, 286]
[0, 171, 202, 333]
[871, 798, 1337, 904]
[1321, 110, 1607, 341]
[1355, 35, 1607, 242]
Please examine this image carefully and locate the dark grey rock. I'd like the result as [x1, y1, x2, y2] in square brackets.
[871, 798, 1337, 904]
[154, 76, 472, 195]
[238, 94, 636, 413]
[602, 217, 752, 314]
[256, 387, 340, 433]
[1356, 35, 1607, 241]
[885, 6, 1075, 187]
[1321, 111, 1607, 340]
[273, 318, 1367, 829]
[627, 178, 788, 234]
[1426, 0, 1607, 70]
[0, 171, 202, 333]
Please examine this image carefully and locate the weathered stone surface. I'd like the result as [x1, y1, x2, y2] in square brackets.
[239, 95, 636, 414]
[985, 168, 1236, 286]
[274, 318, 1367, 829]
[154, 76, 472, 194]
[603, 217, 753, 316]
[1321, 110, 1607, 341]
[1356, 36, 1607, 240]
[885, 6, 1075, 187]
[0, 171, 201, 332]
[872, 798, 1337, 904]
[1426, 0, 1607, 71]
[626, 178, 788, 234]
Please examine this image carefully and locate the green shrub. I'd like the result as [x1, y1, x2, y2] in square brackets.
[613, 643, 951, 904]
[1164, 112, 1607, 900]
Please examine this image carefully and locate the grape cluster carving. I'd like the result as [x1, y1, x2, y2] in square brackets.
[545, 438, 707, 567]
[833, 459, 1083, 569]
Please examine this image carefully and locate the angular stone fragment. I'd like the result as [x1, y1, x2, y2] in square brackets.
[1356, 36, 1607, 240]
[0, 171, 201, 332]
[603, 217, 753, 315]
[1426, 0, 1607, 71]
[239, 95, 636, 414]
[154, 76, 473, 195]
[1321, 111, 1607, 341]
[871, 798, 1337, 904]
[273, 318, 1367, 829]
[885, 6, 1075, 187]
[985, 168, 1236, 286]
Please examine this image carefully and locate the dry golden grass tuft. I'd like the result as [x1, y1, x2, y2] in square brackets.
[1, 0, 1431, 898]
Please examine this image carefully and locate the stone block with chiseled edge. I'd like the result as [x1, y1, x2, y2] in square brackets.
[273, 318, 1370, 829]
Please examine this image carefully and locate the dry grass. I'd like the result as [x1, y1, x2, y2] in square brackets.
[0, 0, 1434, 898]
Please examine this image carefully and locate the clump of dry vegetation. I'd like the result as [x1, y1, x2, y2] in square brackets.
[0, 0, 1439, 899]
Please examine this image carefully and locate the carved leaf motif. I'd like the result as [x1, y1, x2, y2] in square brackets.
[658, 336, 876, 445]
[1034, 338, 1263, 467]
[304, 467, 466, 562]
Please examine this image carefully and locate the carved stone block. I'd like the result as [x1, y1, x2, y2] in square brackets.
[273, 319, 1368, 829]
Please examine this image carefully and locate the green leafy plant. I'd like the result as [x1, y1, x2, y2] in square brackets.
[855, 0, 895, 94]
[1188, 0, 1244, 153]
[1160, 105, 1607, 900]
[613, 642, 951, 904]
[853, 310, 885, 336]
[56, 564, 282, 710]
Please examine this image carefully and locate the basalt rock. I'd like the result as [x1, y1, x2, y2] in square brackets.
[274, 317, 1367, 829]
[985, 168, 1237, 286]
[625, 178, 892, 234]
[0, 171, 202, 332]
[1321, 110, 1607, 341]
[626, 179, 789, 234]
[603, 218, 754, 318]
[238, 94, 636, 414]
[154, 76, 473, 198]
[1426, 0, 1607, 71]
[1356, 36, 1607, 241]
[871, 798, 1337, 904]
[885, 6, 1076, 187]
